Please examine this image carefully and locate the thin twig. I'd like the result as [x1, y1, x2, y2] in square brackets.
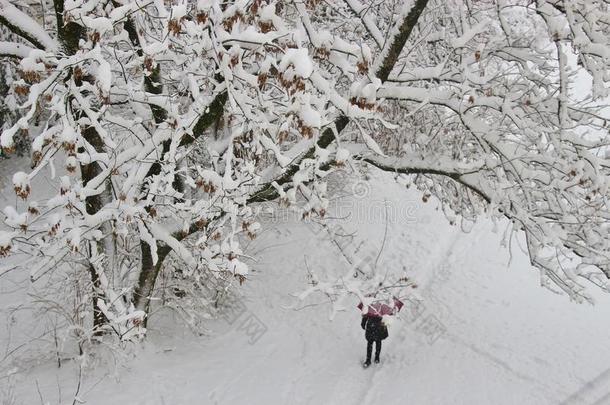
[72, 362, 83, 405]
[35, 379, 44, 405]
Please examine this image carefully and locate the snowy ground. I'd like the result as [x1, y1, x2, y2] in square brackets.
[3, 168, 610, 405]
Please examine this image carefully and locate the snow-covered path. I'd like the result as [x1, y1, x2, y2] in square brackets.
[7, 170, 610, 405]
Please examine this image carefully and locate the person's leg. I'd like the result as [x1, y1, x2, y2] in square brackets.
[365, 339, 373, 365]
[374, 339, 382, 362]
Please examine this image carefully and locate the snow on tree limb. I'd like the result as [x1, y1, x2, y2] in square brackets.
[0, 0, 57, 50]
[0, 40, 33, 58]
[374, 0, 430, 81]
[343, 0, 384, 48]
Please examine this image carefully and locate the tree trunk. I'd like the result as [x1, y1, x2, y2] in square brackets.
[79, 125, 113, 335]
[55, 0, 113, 335]
[133, 244, 171, 325]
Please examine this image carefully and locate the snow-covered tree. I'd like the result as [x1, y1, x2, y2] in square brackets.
[0, 0, 609, 342]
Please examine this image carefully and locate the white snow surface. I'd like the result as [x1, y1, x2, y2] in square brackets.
[3, 168, 610, 405]
[279, 48, 314, 79]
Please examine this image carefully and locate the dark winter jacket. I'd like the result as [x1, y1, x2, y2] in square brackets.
[361, 315, 388, 342]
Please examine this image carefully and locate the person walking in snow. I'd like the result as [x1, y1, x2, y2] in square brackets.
[358, 296, 404, 368]
[361, 313, 388, 367]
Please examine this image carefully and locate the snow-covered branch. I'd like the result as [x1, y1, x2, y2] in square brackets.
[0, 40, 33, 58]
[0, 0, 57, 50]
